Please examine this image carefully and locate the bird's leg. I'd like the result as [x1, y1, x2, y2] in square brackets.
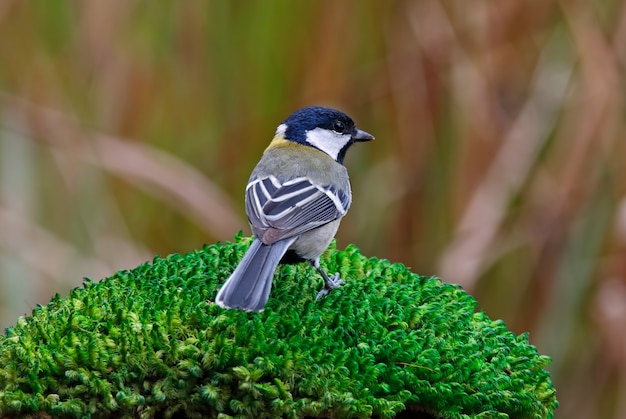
[310, 259, 345, 300]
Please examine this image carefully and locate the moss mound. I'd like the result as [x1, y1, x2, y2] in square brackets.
[0, 235, 557, 418]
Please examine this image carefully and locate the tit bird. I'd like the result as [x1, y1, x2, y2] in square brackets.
[215, 106, 374, 312]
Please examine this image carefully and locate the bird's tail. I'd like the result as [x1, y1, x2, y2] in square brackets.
[215, 237, 295, 312]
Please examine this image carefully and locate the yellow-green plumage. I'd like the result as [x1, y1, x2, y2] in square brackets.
[256, 135, 351, 192]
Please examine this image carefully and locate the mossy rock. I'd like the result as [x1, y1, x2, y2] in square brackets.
[0, 235, 557, 418]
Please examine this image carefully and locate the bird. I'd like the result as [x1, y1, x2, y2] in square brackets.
[215, 106, 374, 312]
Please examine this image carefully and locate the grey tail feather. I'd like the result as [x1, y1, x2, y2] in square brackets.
[215, 237, 295, 312]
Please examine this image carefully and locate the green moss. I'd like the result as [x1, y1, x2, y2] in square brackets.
[0, 234, 557, 418]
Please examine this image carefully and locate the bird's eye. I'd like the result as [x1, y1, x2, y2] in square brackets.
[333, 120, 346, 133]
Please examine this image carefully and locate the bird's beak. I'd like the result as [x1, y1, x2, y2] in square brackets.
[352, 129, 375, 142]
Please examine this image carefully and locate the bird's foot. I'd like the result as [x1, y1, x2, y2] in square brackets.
[315, 273, 345, 300]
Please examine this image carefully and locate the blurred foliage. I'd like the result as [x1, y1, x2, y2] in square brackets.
[0, 1, 625, 417]
[0, 237, 557, 418]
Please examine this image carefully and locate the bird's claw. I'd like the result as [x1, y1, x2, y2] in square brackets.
[315, 273, 345, 300]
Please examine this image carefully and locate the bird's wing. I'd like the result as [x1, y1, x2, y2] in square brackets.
[245, 175, 350, 244]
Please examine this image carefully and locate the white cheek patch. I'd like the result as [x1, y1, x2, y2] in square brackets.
[305, 127, 351, 161]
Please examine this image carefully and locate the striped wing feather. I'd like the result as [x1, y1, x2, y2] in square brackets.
[245, 176, 350, 244]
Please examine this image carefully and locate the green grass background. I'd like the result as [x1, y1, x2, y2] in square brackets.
[0, 1, 624, 417]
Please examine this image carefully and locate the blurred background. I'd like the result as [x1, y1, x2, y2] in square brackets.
[0, 1, 624, 417]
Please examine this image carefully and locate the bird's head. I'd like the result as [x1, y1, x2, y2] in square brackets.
[275, 106, 374, 164]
